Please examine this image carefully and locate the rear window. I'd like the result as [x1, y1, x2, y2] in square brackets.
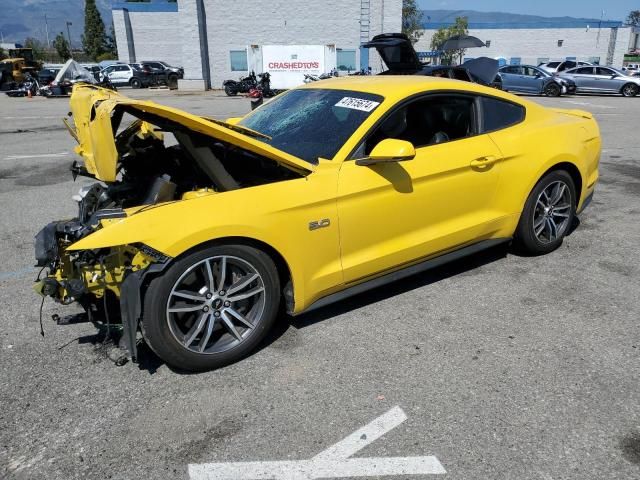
[480, 96, 525, 132]
[547, 62, 561, 68]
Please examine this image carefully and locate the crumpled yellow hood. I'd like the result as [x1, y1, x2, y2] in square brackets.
[68, 84, 313, 182]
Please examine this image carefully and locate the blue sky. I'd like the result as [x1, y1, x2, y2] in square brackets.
[417, 0, 637, 21]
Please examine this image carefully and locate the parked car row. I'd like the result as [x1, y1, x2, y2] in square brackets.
[496, 65, 576, 97]
[35, 60, 183, 90]
[100, 61, 183, 88]
[498, 63, 640, 97]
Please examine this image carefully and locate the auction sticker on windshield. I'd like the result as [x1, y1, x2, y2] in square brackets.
[335, 97, 381, 112]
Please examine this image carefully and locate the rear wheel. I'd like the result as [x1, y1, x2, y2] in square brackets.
[513, 170, 576, 255]
[224, 84, 237, 96]
[142, 245, 280, 371]
[130, 77, 142, 89]
[544, 82, 561, 97]
[621, 83, 639, 97]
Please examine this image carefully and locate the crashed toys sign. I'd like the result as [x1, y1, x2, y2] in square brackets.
[262, 45, 325, 89]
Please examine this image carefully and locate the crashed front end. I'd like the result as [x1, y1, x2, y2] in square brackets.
[33, 84, 309, 360]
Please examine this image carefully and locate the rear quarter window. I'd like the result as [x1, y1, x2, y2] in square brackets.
[480, 96, 525, 133]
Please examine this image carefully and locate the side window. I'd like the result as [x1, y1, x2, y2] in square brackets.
[115, 65, 129, 72]
[522, 66, 538, 76]
[574, 67, 594, 75]
[480, 96, 525, 133]
[230, 50, 248, 71]
[596, 67, 613, 76]
[337, 49, 357, 71]
[360, 95, 477, 155]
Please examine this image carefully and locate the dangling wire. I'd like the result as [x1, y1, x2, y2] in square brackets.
[38, 297, 45, 337]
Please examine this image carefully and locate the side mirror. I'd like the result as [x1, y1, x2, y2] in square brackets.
[225, 117, 243, 125]
[355, 139, 416, 166]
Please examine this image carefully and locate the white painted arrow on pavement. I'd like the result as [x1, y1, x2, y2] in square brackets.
[188, 406, 446, 479]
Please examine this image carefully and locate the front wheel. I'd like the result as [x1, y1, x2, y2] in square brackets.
[544, 82, 561, 97]
[621, 83, 639, 97]
[142, 245, 281, 371]
[513, 170, 576, 255]
[224, 84, 237, 96]
[130, 77, 142, 89]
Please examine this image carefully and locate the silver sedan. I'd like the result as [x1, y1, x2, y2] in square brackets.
[558, 66, 640, 96]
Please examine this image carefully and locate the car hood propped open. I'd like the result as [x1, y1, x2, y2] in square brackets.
[68, 84, 313, 182]
[362, 33, 423, 73]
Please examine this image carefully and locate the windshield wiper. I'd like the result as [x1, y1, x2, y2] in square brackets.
[201, 117, 272, 140]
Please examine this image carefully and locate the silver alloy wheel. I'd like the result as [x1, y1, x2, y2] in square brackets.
[533, 180, 572, 244]
[622, 84, 638, 97]
[166, 255, 266, 355]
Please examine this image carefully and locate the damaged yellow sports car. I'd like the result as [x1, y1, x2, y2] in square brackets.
[35, 78, 600, 371]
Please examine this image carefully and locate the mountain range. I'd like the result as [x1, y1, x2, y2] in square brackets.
[1, 0, 112, 47]
[0, 3, 621, 46]
[421, 9, 615, 28]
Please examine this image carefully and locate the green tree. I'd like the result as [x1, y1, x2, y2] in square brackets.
[0, 47, 6, 60]
[627, 10, 640, 26]
[82, 0, 108, 60]
[24, 37, 47, 61]
[54, 33, 72, 61]
[402, 0, 424, 44]
[430, 16, 469, 65]
[105, 22, 118, 57]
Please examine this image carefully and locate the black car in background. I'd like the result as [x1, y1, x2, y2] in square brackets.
[141, 61, 183, 88]
[37, 67, 60, 86]
[362, 33, 500, 87]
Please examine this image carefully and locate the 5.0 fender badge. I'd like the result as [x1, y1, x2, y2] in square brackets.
[309, 218, 330, 231]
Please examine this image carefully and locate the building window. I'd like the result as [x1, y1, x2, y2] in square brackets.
[557, 40, 564, 47]
[537, 57, 550, 65]
[230, 50, 248, 71]
[510, 57, 521, 65]
[589, 56, 601, 65]
[485, 40, 491, 48]
[337, 49, 357, 71]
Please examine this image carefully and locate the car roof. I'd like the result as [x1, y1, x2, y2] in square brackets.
[296, 75, 537, 106]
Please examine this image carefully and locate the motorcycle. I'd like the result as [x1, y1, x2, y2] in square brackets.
[4, 72, 41, 98]
[303, 69, 339, 83]
[246, 72, 277, 110]
[223, 71, 258, 96]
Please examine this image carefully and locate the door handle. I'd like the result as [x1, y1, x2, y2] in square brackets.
[470, 156, 499, 168]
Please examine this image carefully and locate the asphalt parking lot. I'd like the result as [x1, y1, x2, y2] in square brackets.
[0, 87, 639, 480]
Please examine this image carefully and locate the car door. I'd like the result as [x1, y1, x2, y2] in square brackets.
[521, 66, 543, 93]
[501, 66, 524, 92]
[102, 65, 116, 83]
[594, 67, 622, 92]
[336, 93, 505, 283]
[564, 67, 596, 91]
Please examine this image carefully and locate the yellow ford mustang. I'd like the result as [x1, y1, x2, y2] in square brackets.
[34, 78, 600, 371]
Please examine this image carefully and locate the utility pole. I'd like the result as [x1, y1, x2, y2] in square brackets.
[66, 21, 73, 57]
[44, 14, 51, 48]
[596, 10, 605, 47]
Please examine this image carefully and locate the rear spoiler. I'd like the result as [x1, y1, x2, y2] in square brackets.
[550, 108, 594, 120]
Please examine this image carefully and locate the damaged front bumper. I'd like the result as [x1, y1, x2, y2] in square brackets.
[34, 218, 171, 361]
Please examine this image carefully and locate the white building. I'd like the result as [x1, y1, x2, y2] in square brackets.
[414, 20, 636, 68]
[112, 0, 402, 90]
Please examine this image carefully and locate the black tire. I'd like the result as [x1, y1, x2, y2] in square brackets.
[544, 82, 562, 97]
[621, 83, 639, 97]
[141, 244, 280, 372]
[513, 170, 576, 255]
[167, 74, 178, 90]
[130, 77, 142, 89]
[224, 84, 237, 96]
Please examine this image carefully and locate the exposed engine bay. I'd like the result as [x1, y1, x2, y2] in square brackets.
[34, 93, 304, 350]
